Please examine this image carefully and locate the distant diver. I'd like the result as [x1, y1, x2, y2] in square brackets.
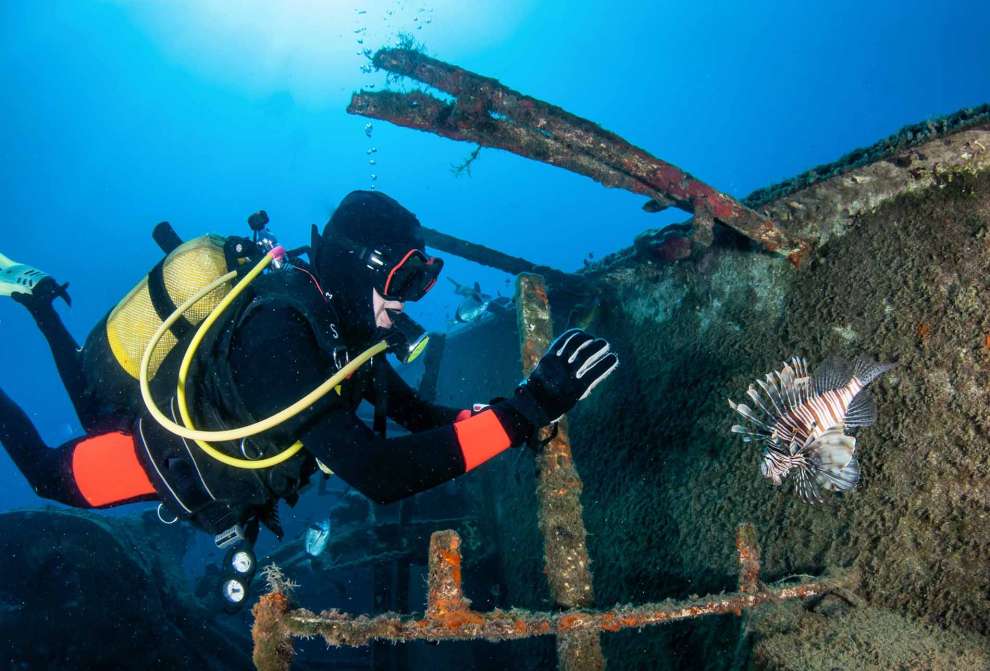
[0, 190, 619, 609]
[728, 355, 893, 503]
[448, 277, 511, 324]
[304, 519, 332, 558]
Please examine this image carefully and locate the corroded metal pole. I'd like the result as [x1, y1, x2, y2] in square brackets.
[516, 273, 605, 671]
[348, 48, 810, 262]
[736, 523, 761, 595]
[251, 528, 853, 662]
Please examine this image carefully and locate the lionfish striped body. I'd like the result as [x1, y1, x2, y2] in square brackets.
[729, 355, 893, 503]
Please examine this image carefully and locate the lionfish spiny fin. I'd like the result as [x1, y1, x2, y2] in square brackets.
[813, 356, 852, 395]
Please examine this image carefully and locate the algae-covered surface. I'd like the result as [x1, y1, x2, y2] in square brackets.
[749, 599, 990, 670]
[476, 148, 990, 668]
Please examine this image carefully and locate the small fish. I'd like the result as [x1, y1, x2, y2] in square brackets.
[448, 278, 510, 324]
[304, 519, 332, 557]
[728, 355, 893, 504]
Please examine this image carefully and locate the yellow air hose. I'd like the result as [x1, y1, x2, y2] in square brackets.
[140, 249, 388, 469]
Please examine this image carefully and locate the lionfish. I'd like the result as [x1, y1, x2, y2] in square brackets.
[728, 355, 893, 504]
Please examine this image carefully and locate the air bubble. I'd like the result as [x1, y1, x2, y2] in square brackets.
[364, 122, 374, 138]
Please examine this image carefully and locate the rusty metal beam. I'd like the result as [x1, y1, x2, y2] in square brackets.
[348, 48, 810, 262]
[250, 527, 853, 670]
[515, 272, 605, 670]
[421, 226, 588, 294]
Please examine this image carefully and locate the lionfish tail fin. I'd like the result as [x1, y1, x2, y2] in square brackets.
[852, 356, 895, 386]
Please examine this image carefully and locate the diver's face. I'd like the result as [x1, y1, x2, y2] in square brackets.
[373, 288, 404, 328]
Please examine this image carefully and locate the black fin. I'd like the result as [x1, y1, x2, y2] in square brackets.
[845, 389, 877, 428]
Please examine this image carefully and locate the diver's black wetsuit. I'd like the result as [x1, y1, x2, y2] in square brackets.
[0, 386, 87, 506]
[220, 295, 529, 505]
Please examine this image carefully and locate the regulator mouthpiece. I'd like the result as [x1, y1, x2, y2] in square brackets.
[385, 310, 430, 364]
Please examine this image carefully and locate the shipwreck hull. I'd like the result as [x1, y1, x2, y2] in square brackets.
[421, 125, 990, 669]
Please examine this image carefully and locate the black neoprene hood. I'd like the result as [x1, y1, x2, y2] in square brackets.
[322, 190, 425, 255]
[312, 190, 427, 344]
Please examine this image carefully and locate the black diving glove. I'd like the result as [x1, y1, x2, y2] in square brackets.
[505, 328, 619, 434]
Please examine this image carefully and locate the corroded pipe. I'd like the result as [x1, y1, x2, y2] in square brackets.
[516, 273, 605, 670]
[251, 528, 852, 659]
[736, 523, 761, 595]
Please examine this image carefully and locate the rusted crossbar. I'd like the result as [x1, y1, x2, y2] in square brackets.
[348, 48, 810, 262]
[250, 527, 851, 670]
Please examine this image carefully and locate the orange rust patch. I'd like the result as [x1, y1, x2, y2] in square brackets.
[916, 322, 931, 341]
[557, 613, 583, 631]
[983, 334, 990, 350]
[432, 609, 485, 630]
[440, 546, 462, 584]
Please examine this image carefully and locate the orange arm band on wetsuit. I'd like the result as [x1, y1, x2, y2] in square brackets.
[453, 408, 514, 471]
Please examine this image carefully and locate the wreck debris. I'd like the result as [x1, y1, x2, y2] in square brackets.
[602, 125, 990, 274]
[742, 104, 990, 209]
[252, 566, 296, 671]
[516, 272, 605, 670]
[421, 225, 588, 294]
[348, 48, 810, 261]
[736, 523, 761, 595]
[250, 527, 852, 670]
[753, 127, 990, 246]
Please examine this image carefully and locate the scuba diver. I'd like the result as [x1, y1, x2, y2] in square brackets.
[0, 190, 618, 607]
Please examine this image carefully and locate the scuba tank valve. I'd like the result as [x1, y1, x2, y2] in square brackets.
[248, 210, 288, 270]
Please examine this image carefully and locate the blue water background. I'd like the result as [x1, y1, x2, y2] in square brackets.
[1, 0, 988, 511]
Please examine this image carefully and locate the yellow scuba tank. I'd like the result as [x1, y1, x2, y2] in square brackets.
[106, 233, 236, 381]
[78, 222, 258, 428]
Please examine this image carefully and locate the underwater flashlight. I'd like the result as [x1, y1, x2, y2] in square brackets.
[385, 310, 430, 364]
[222, 578, 247, 605]
[231, 549, 255, 575]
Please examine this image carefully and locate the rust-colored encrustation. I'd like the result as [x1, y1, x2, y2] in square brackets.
[251, 526, 852, 670]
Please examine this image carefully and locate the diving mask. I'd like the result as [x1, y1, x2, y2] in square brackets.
[379, 248, 443, 302]
[332, 234, 443, 302]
